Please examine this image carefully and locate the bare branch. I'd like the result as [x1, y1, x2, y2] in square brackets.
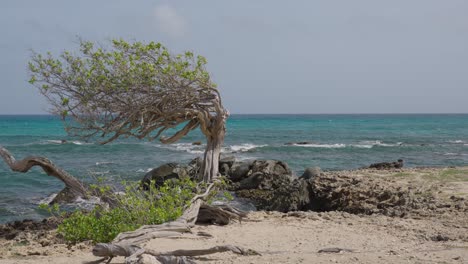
[0, 145, 88, 199]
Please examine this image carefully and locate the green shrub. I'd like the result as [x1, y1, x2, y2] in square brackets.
[50, 177, 196, 243]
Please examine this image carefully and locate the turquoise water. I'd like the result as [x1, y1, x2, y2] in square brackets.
[1, 114, 468, 223]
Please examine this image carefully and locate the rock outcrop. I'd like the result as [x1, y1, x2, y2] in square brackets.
[300, 167, 321, 180]
[141, 163, 189, 190]
[140, 158, 467, 218]
[369, 159, 404, 170]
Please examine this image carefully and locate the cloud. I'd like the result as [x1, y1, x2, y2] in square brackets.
[153, 4, 187, 38]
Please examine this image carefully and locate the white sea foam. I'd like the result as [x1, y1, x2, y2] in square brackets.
[71, 140, 89, 145]
[443, 152, 468, 156]
[43, 139, 91, 145]
[449, 140, 466, 144]
[354, 140, 403, 148]
[95, 161, 115, 166]
[156, 143, 205, 154]
[157, 142, 266, 154]
[228, 143, 267, 153]
[290, 140, 403, 149]
[38, 193, 57, 205]
[174, 143, 205, 154]
[136, 168, 153, 173]
[44, 140, 63, 144]
[294, 143, 346, 149]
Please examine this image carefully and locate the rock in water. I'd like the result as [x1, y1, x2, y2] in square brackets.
[369, 159, 404, 170]
[141, 163, 189, 190]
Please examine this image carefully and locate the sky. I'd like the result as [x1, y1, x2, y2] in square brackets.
[1, 0, 467, 114]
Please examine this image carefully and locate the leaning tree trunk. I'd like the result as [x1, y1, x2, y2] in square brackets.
[202, 131, 224, 183]
[201, 118, 226, 183]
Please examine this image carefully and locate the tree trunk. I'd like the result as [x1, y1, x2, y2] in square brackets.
[202, 130, 224, 182]
[0, 145, 89, 200]
[202, 126, 225, 183]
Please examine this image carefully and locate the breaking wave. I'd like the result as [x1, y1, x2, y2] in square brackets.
[227, 144, 267, 153]
[44, 140, 91, 145]
[449, 140, 466, 144]
[289, 141, 404, 149]
[155, 142, 267, 154]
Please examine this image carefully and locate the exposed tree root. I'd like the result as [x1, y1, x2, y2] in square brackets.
[93, 182, 253, 263]
[92, 243, 259, 264]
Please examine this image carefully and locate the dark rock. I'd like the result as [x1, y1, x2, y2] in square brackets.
[431, 234, 450, 242]
[188, 157, 203, 178]
[220, 156, 236, 168]
[285, 141, 313, 146]
[0, 217, 60, 240]
[300, 167, 321, 180]
[369, 159, 404, 170]
[229, 161, 252, 182]
[192, 141, 202, 145]
[141, 163, 189, 190]
[219, 156, 236, 176]
[51, 186, 78, 204]
[239, 173, 272, 190]
[318, 248, 354, 253]
[236, 176, 311, 212]
[249, 160, 292, 176]
[233, 160, 307, 212]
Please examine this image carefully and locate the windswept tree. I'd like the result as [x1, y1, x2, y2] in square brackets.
[28, 39, 229, 182]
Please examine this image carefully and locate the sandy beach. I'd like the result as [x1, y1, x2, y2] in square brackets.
[1, 167, 467, 264]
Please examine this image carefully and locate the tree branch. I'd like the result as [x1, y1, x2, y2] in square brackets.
[0, 145, 88, 199]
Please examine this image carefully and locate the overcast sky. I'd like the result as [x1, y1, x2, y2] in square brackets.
[1, 0, 467, 114]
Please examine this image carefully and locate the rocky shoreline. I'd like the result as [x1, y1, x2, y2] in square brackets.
[1, 163, 467, 263]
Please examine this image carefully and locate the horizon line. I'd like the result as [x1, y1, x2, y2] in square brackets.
[1, 112, 468, 116]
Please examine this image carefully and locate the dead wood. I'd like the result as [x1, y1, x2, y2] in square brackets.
[93, 243, 259, 264]
[197, 204, 247, 225]
[93, 182, 252, 263]
[0, 145, 88, 200]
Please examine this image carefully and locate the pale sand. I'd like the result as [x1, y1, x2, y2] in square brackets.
[1, 210, 467, 264]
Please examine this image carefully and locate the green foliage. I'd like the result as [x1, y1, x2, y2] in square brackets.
[27, 38, 223, 149]
[38, 202, 62, 217]
[28, 39, 214, 98]
[48, 178, 196, 243]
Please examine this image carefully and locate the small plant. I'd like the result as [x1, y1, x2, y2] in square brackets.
[38, 202, 62, 217]
[48, 177, 196, 243]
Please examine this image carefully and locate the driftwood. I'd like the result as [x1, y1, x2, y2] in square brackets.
[0, 145, 89, 201]
[93, 183, 254, 264]
[92, 243, 258, 264]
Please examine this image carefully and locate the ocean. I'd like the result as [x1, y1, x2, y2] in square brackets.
[1, 114, 467, 223]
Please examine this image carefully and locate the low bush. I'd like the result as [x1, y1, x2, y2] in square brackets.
[41, 177, 196, 243]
